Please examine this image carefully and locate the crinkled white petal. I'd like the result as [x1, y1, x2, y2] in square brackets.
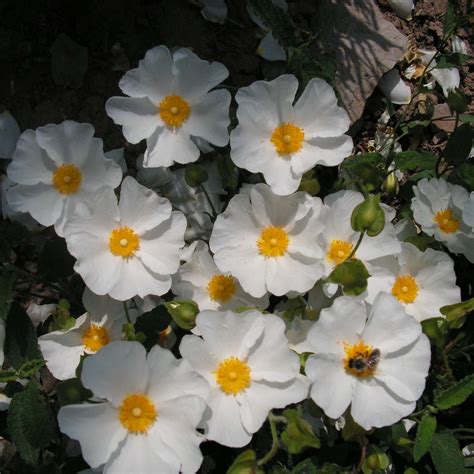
[58, 402, 126, 469]
[256, 32, 286, 61]
[378, 69, 412, 104]
[387, 0, 414, 20]
[81, 341, 148, 406]
[0, 111, 20, 159]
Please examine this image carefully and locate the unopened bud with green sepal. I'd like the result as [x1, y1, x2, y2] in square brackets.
[227, 449, 264, 474]
[351, 194, 385, 237]
[164, 300, 199, 330]
[185, 164, 208, 188]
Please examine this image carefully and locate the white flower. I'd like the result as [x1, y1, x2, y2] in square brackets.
[378, 69, 412, 105]
[137, 159, 224, 240]
[27, 303, 57, 327]
[38, 289, 136, 380]
[58, 341, 209, 473]
[411, 178, 474, 262]
[366, 242, 460, 322]
[172, 241, 269, 311]
[106, 46, 231, 168]
[462, 192, 474, 228]
[316, 190, 401, 276]
[6, 121, 122, 236]
[303, 294, 431, 430]
[63, 176, 186, 300]
[452, 36, 469, 55]
[210, 183, 326, 297]
[256, 32, 286, 61]
[230, 75, 353, 195]
[0, 111, 20, 159]
[387, 0, 414, 20]
[180, 310, 308, 447]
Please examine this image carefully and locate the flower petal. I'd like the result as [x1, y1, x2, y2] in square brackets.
[58, 402, 126, 469]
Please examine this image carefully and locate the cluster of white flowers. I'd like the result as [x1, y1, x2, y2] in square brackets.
[2, 44, 469, 473]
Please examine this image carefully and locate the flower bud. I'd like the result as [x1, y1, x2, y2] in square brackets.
[227, 450, 264, 474]
[185, 164, 208, 188]
[164, 300, 199, 330]
[351, 194, 385, 237]
[382, 170, 399, 195]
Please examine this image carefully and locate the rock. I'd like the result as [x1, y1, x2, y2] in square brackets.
[431, 103, 456, 133]
[311, 0, 408, 123]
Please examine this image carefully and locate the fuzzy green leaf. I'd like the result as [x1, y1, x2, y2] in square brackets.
[393, 151, 437, 172]
[435, 374, 474, 410]
[430, 431, 467, 474]
[443, 123, 473, 165]
[5, 303, 42, 370]
[413, 415, 436, 462]
[7, 382, 55, 465]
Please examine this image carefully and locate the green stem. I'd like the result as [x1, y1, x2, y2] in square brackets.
[199, 184, 218, 217]
[347, 231, 365, 261]
[123, 301, 132, 325]
[257, 412, 280, 467]
[453, 428, 474, 434]
[441, 350, 454, 381]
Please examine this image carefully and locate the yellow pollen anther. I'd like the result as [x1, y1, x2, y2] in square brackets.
[52, 164, 82, 194]
[434, 208, 460, 234]
[207, 274, 237, 304]
[214, 357, 251, 395]
[159, 95, 190, 128]
[119, 393, 157, 434]
[327, 240, 354, 265]
[343, 341, 380, 378]
[392, 274, 419, 304]
[271, 122, 305, 156]
[257, 226, 289, 258]
[109, 226, 140, 258]
[82, 324, 110, 352]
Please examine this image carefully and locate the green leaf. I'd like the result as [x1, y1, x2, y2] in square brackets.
[0, 266, 16, 321]
[393, 151, 437, 172]
[226, 449, 264, 474]
[421, 318, 448, 349]
[458, 162, 474, 191]
[4, 302, 42, 370]
[413, 415, 437, 462]
[434, 374, 474, 410]
[443, 4, 457, 38]
[459, 114, 474, 123]
[447, 89, 468, 114]
[429, 431, 466, 474]
[247, 0, 297, 48]
[329, 259, 370, 296]
[436, 53, 471, 69]
[217, 155, 239, 191]
[56, 378, 93, 407]
[0, 369, 19, 383]
[292, 458, 318, 474]
[38, 235, 75, 281]
[281, 409, 320, 454]
[443, 123, 473, 165]
[7, 382, 55, 465]
[17, 358, 46, 378]
[440, 298, 474, 324]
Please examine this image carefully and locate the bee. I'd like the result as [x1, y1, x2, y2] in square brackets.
[348, 349, 381, 374]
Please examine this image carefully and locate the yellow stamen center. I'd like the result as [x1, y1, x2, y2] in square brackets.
[159, 95, 190, 128]
[82, 324, 110, 352]
[119, 393, 157, 434]
[433, 208, 460, 234]
[343, 341, 380, 378]
[109, 226, 140, 258]
[392, 274, 419, 304]
[214, 357, 251, 395]
[257, 226, 289, 258]
[207, 274, 237, 304]
[271, 122, 305, 155]
[52, 164, 82, 194]
[327, 240, 354, 265]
